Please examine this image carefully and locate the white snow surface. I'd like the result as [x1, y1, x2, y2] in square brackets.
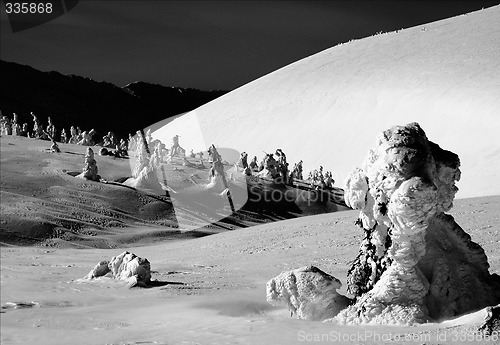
[153, 6, 500, 199]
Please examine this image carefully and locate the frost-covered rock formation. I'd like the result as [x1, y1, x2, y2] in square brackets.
[205, 144, 229, 192]
[267, 123, 500, 325]
[480, 304, 500, 335]
[266, 266, 351, 321]
[124, 131, 165, 191]
[77, 129, 96, 146]
[77, 147, 99, 181]
[256, 154, 279, 179]
[84, 251, 151, 288]
[336, 122, 500, 325]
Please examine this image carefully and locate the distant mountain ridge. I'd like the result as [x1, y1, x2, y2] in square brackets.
[122, 81, 227, 121]
[0, 60, 228, 139]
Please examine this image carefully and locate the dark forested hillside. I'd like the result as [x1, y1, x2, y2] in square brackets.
[0, 60, 227, 139]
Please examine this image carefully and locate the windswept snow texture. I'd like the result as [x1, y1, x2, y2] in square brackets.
[153, 6, 500, 198]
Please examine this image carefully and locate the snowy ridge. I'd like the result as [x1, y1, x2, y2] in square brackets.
[154, 6, 500, 198]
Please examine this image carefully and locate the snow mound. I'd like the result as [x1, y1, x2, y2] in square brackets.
[84, 251, 151, 288]
[266, 266, 351, 321]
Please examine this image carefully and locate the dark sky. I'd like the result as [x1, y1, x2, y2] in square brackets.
[1, 0, 499, 90]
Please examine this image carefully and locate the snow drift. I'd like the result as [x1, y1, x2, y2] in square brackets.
[84, 251, 152, 287]
[153, 6, 500, 198]
[266, 266, 351, 321]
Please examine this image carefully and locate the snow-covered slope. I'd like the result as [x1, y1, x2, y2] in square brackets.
[154, 6, 500, 198]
